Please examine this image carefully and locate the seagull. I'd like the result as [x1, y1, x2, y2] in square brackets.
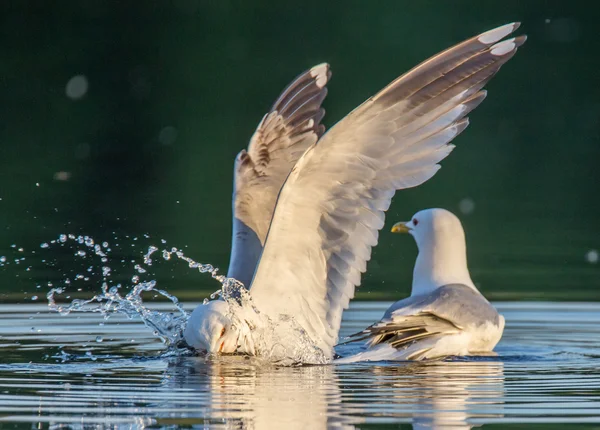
[184, 23, 526, 363]
[336, 209, 504, 363]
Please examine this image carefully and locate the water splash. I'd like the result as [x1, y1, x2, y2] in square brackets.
[13, 233, 328, 364]
[212, 288, 330, 365]
[41, 233, 240, 347]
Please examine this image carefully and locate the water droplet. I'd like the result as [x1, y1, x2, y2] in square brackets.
[31, 296, 38, 301]
[84, 237, 94, 247]
[131, 275, 140, 283]
[585, 249, 599, 264]
[76, 250, 86, 257]
[53, 171, 71, 181]
[40, 243, 49, 249]
[458, 198, 475, 215]
[102, 242, 109, 248]
[95, 336, 103, 343]
[59, 234, 67, 243]
[158, 126, 178, 145]
[0, 256, 5, 263]
[65, 75, 88, 100]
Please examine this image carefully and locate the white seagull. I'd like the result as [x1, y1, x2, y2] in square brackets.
[337, 208, 504, 363]
[184, 23, 526, 363]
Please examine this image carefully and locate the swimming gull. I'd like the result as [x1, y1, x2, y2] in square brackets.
[337, 209, 504, 362]
[184, 23, 526, 363]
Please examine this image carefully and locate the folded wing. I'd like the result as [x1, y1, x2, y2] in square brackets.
[347, 284, 501, 359]
[249, 24, 525, 356]
[228, 64, 331, 287]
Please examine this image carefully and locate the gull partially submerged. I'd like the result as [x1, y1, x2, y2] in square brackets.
[337, 209, 504, 363]
[184, 23, 526, 363]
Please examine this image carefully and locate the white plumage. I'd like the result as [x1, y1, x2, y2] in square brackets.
[336, 209, 504, 363]
[184, 23, 525, 363]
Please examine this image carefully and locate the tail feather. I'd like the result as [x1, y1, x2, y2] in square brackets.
[341, 312, 461, 352]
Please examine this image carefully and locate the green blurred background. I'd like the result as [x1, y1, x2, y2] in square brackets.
[0, 0, 598, 302]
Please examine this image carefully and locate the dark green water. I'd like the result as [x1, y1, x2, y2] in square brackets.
[1, 1, 599, 301]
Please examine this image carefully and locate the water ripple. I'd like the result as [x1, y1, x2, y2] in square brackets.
[0, 302, 598, 428]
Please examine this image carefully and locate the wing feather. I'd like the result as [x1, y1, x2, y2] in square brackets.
[345, 284, 502, 358]
[227, 64, 331, 287]
[249, 25, 525, 357]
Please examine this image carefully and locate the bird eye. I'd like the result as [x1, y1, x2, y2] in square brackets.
[413, 218, 419, 226]
[219, 327, 226, 338]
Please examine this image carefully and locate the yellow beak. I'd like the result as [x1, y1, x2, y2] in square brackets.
[391, 221, 411, 234]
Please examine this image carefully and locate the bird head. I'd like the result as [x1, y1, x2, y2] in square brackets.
[183, 300, 239, 354]
[391, 208, 465, 250]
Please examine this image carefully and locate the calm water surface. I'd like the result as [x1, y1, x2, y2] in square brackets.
[0, 301, 599, 429]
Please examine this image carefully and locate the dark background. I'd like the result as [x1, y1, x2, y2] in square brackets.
[1, 0, 599, 301]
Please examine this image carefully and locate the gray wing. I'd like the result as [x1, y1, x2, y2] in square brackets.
[350, 284, 501, 351]
[249, 24, 525, 356]
[227, 64, 331, 287]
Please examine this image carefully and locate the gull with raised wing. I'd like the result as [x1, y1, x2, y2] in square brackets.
[337, 209, 504, 363]
[184, 23, 526, 364]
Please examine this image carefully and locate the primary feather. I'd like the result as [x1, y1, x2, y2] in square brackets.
[228, 64, 331, 287]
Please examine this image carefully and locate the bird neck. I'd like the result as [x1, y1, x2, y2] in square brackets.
[227, 217, 262, 287]
[411, 231, 476, 296]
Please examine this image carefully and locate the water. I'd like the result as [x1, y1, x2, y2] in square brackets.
[0, 301, 598, 428]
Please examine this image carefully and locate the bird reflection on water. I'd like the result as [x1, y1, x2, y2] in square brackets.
[166, 356, 505, 429]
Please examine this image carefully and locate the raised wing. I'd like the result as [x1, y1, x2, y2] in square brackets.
[227, 64, 331, 287]
[249, 24, 525, 357]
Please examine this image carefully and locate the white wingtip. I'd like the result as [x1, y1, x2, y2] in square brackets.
[477, 22, 520, 44]
[490, 37, 517, 56]
[310, 63, 330, 88]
